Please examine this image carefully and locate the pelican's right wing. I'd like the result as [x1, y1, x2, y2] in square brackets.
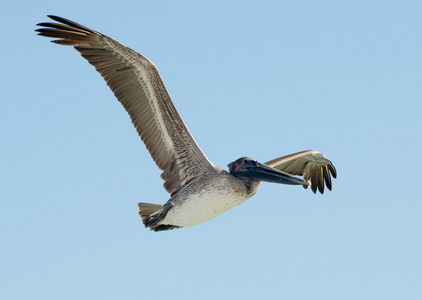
[36, 16, 216, 195]
[265, 150, 337, 194]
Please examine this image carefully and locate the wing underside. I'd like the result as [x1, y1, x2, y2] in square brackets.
[36, 16, 216, 195]
[265, 150, 337, 194]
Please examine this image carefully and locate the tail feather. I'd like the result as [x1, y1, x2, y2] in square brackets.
[138, 202, 182, 231]
[138, 202, 163, 229]
[138, 202, 163, 216]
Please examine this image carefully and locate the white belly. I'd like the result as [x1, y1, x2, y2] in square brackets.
[158, 176, 259, 227]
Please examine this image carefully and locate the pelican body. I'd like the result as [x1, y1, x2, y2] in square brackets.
[36, 16, 337, 231]
[147, 167, 260, 230]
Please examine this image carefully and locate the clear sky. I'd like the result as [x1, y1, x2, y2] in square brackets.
[1, 1, 421, 299]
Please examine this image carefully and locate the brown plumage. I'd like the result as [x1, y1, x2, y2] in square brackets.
[36, 15, 216, 196]
[37, 16, 337, 231]
[265, 150, 337, 194]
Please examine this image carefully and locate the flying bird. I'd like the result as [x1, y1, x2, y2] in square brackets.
[36, 16, 337, 231]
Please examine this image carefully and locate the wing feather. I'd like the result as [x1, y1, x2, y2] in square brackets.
[265, 150, 337, 194]
[36, 16, 217, 195]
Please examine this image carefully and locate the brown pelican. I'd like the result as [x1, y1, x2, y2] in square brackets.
[36, 16, 337, 231]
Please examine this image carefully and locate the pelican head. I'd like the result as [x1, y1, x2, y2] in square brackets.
[228, 157, 310, 186]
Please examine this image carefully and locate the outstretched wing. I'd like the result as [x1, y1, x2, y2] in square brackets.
[265, 150, 337, 194]
[36, 16, 217, 195]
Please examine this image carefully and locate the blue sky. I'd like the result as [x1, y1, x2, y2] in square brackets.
[1, 1, 421, 299]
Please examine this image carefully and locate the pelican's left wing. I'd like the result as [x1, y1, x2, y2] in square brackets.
[265, 150, 337, 194]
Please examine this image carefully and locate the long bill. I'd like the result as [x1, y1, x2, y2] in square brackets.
[234, 160, 310, 186]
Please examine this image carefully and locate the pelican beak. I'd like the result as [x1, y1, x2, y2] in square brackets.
[234, 160, 310, 186]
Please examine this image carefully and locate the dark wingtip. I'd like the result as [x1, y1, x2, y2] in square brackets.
[47, 15, 63, 22]
[330, 163, 337, 179]
[311, 183, 317, 194]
